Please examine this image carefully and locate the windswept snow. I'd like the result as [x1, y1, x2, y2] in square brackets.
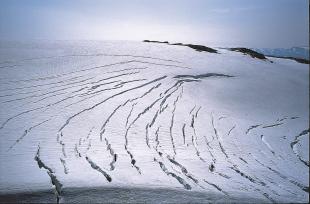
[0, 41, 309, 203]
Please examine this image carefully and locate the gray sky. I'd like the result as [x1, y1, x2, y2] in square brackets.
[0, 0, 309, 48]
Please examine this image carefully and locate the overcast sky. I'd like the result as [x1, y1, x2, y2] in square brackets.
[0, 0, 308, 48]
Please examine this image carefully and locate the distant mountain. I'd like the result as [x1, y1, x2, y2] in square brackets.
[253, 47, 309, 60]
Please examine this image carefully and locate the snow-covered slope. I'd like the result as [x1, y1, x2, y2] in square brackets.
[0, 41, 309, 203]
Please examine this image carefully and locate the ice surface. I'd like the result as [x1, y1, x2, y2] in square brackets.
[0, 41, 309, 203]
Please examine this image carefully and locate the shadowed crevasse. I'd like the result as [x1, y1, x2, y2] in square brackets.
[174, 73, 234, 80]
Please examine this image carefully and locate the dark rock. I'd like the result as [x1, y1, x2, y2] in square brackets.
[143, 40, 169, 44]
[230, 48, 267, 60]
[209, 163, 215, 172]
[171, 43, 184, 46]
[142, 40, 218, 53]
[184, 44, 218, 53]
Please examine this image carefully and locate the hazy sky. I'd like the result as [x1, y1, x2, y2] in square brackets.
[0, 0, 309, 47]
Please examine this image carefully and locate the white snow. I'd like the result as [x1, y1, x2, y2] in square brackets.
[0, 41, 309, 203]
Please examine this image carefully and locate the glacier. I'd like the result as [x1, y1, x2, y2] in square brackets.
[0, 40, 308, 203]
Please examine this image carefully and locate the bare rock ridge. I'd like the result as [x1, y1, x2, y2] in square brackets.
[143, 40, 218, 53]
[143, 40, 266, 59]
[229, 47, 267, 60]
[143, 40, 309, 64]
[143, 40, 169, 44]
